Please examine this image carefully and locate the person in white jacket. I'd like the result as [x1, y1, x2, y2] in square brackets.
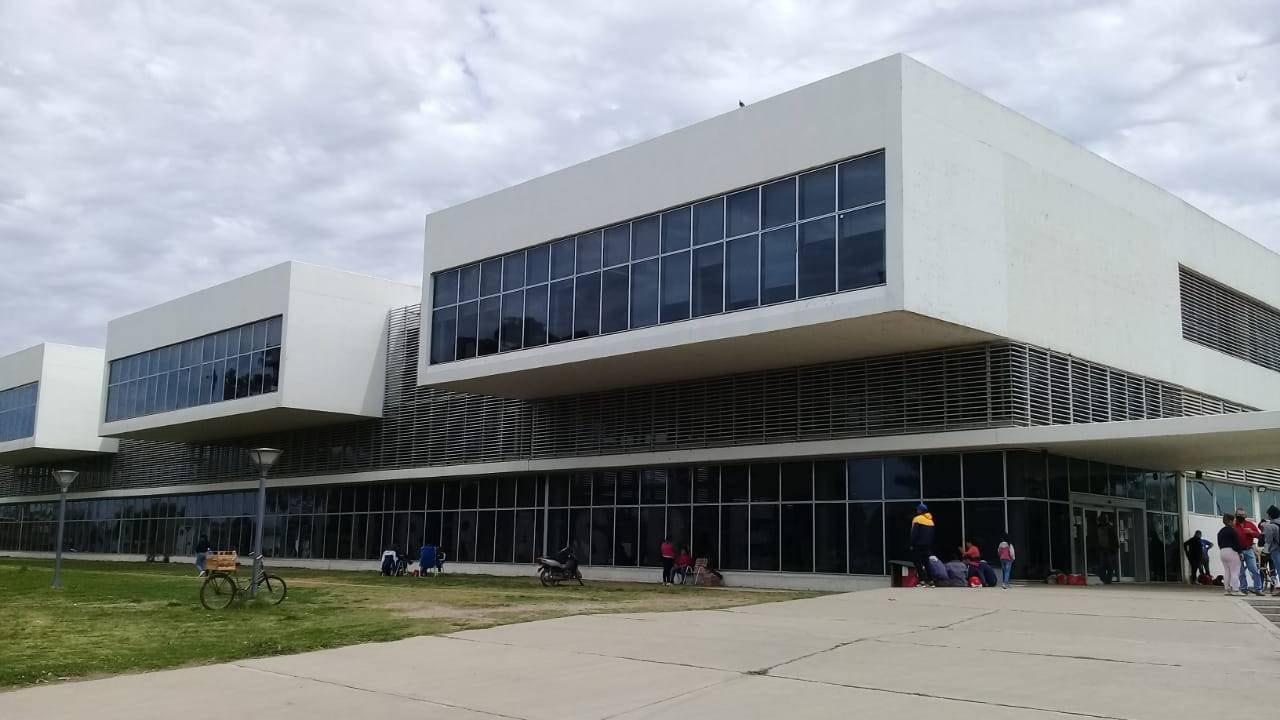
[997, 534, 1016, 589]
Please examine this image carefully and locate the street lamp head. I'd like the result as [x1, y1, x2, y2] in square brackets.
[247, 448, 282, 473]
[51, 470, 78, 493]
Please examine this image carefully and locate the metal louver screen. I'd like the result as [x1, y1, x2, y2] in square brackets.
[0, 303, 1267, 497]
[1180, 265, 1280, 373]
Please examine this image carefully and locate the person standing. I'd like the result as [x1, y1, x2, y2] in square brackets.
[1234, 507, 1263, 596]
[997, 534, 1016, 589]
[194, 534, 210, 577]
[1096, 515, 1118, 584]
[659, 536, 676, 586]
[910, 503, 936, 588]
[1265, 506, 1280, 595]
[1219, 514, 1245, 596]
[1182, 530, 1212, 582]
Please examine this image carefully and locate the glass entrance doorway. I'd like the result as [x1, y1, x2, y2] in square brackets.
[1072, 505, 1141, 582]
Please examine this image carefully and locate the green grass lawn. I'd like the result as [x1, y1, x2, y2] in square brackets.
[0, 557, 814, 688]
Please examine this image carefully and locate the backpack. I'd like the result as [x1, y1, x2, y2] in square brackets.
[998, 542, 1013, 561]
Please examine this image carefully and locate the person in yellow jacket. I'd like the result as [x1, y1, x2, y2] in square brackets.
[910, 503, 936, 587]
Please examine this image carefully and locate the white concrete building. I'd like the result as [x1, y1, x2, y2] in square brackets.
[3, 55, 1279, 589]
[0, 344, 117, 465]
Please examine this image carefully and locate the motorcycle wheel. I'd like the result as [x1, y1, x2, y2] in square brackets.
[538, 569, 551, 587]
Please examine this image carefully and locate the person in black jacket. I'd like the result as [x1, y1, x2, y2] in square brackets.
[1218, 514, 1245, 596]
[910, 503, 936, 587]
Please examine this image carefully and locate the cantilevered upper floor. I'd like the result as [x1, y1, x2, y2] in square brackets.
[417, 54, 1280, 408]
[99, 261, 420, 442]
[0, 343, 118, 464]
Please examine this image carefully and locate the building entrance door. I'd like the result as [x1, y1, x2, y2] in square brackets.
[1072, 505, 1140, 583]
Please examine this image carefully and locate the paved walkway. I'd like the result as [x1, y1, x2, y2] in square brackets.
[4, 584, 1278, 719]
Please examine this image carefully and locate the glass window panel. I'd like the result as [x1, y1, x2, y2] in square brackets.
[550, 238, 575, 279]
[548, 279, 574, 343]
[573, 272, 601, 338]
[249, 351, 265, 395]
[799, 165, 836, 219]
[722, 464, 749, 503]
[458, 264, 481, 301]
[667, 468, 692, 504]
[632, 215, 660, 260]
[1069, 458, 1089, 494]
[1089, 462, 1108, 496]
[547, 474, 569, 507]
[592, 472, 616, 506]
[781, 503, 813, 572]
[601, 266, 629, 334]
[613, 506, 638, 566]
[691, 243, 724, 318]
[661, 207, 691, 252]
[964, 500, 1007, 570]
[591, 507, 613, 565]
[814, 460, 845, 501]
[235, 355, 251, 398]
[781, 462, 812, 501]
[214, 331, 228, 360]
[252, 322, 268, 351]
[456, 301, 479, 359]
[262, 348, 280, 392]
[839, 152, 885, 209]
[603, 224, 630, 267]
[750, 463, 780, 502]
[630, 258, 659, 328]
[211, 360, 225, 402]
[525, 245, 549, 285]
[641, 470, 667, 504]
[433, 270, 459, 307]
[480, 258, 503, 297]
[502, 252, 526, 292]
[459, 480, 479, 509]
[660, 251, 690, 323]
[815, 503, 847, 573]
[500, 290, 524, 352]
[1047, 454, 1070, 501]
[724, 234, 759, 311]
[639, 506, 665, 566]
[838, 206, 886, 290]
[1006, 450, 1048, 499]
[721, 505, 749, 570]
[236, 328, 252, 356]
[570, 472, 592, 506]
[522, 285, 548, 347]
[477, 296, 501, 355]
[762, 177, 796, 229]
[692, 505, 718, 565]
[962, 452, 1006, 498]
[575, 231, 602, 273]
[175, 369, 191, 410]
[513, 509, 535, 563]
[884, 456, 921, 500]
[726, 187, 759, 237]
[761, 226, 797, 304]
[797, 216, 837, 298]
[750, 505, 779, 571]
[692, 197, 724, 245]
[430, 307, 457, 364]
[922, 454, 961, 499]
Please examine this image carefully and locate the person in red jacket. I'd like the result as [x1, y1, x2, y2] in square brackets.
[673, 547, 693, 584]
[1235, 507, 1263, 595]
[660, 537, 676, 586]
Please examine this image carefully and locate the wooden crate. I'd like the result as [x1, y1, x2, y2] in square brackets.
[206, 551, 238, 573]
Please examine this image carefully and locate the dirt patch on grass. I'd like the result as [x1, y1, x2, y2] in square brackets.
[382, 600, 602, 620]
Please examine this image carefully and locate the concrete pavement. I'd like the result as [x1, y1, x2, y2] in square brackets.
[4, 584, 1278, 719]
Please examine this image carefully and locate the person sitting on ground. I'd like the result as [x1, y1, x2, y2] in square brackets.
[673, 547, 693, 584]
[945, 553, 970, 587]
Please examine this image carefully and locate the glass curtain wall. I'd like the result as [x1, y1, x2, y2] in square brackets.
[0, 382, 38, 442]
[0, 450, 1182, 581]
[429, 151, 887, 364]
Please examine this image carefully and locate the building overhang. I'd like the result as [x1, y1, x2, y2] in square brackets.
[421, 309, 997, 399]
[100, 407, 373, 443]
[0, 439, 116, 466]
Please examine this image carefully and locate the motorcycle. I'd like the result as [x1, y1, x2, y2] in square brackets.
[536, 546, 583, 586]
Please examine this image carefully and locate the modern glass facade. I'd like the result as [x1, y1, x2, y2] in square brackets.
[105, 316, 283, 422]
[428, 151, 886, 364]
[0, 382, 38, 442]
[0, 449, 1184, 581]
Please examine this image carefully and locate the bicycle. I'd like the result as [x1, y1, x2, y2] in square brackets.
[200, 551, 287, 610]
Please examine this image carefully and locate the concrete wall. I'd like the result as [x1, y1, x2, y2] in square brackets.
[898, 57, 1280, 409]
[100, 262, 419, 437]
[419, 54, 906, 388]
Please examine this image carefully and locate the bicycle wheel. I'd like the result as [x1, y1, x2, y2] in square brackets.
[200, 572, 238, 610]
[256, 573, 288, 605]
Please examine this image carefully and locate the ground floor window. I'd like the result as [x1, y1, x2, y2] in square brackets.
[0, 450, 1183, 581]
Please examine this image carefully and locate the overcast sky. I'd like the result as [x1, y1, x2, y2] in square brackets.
[1, 1, 1276, 354]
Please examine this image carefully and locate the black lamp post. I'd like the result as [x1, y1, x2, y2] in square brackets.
[246, 448, 281, 598]
[50, 470, 79, 589]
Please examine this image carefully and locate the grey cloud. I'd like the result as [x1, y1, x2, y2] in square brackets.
[0, 1, 1276, 354]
